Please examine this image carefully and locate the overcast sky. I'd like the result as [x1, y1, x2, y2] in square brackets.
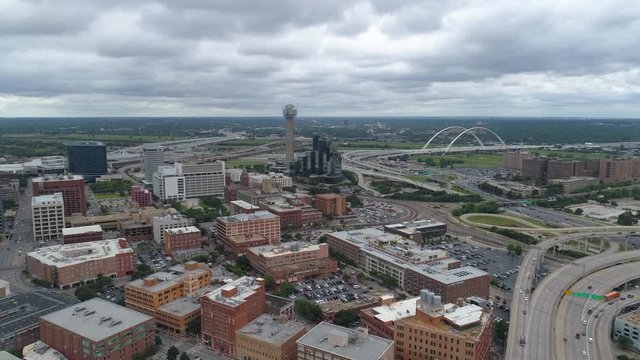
[1, 0, 639, 117]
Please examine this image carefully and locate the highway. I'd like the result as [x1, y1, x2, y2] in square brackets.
[556, 264, 640, 360]
[507, 244, 640, 360]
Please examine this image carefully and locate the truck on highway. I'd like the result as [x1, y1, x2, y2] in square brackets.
[605, 291, 621, 301]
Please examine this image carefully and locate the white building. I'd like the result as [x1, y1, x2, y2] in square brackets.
[614, 308, 640, 350]
[143, 145, 165, 181]
[226, 168, 243, 183]
[32, 193, 65, 242]
[248, 172, 292, 189]
[152, 214, 191, 244]
[153, 162, 225, 201]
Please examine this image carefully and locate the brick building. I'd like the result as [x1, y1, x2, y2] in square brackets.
[394, 291, 493, 360]
[501, 151, 533, 170]
[236, 314, 307, 360]
[296, 322, 394, 360]
[263, 204, 323, 228]
[124, 262, 211, 334]
[62, 225, 103, 245]
[315, 193, 347, 216]
[201, 277, 266, 357]
[359, 296, 417, 340]
[131, 185, 152, 207]
[215, 211, 281, 254]
[246, 242, 337, 284]
[40, 298, 155, 360]
[521, 158, 548, 181]
[33, 175, 86, 216]
[600, 158, 640, 184]
[229, 200, 260, 215]
[163, 226, 203, 258]
[117, 220, 154, 242]
[26, 239, 135, 290]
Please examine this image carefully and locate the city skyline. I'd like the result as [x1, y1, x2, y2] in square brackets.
[0, 1, 639, 117]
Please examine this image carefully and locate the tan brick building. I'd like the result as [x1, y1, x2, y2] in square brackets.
[124, 262, 211, 334]
[315, 193, 347, 216]
[215, 211, 281, 254]
[236, 314, 307, 360]
[201, 277, 266, 357]
[39, 298, 155, 360]
[26, 239, 134, 290]
[33, 175, 86, 217]
[246, 242, 337, 284]
[394, 291, 493, 360]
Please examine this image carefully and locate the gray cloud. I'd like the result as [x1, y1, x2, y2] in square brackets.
[0, 0, 639, 117]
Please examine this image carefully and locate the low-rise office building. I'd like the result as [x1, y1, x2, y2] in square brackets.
[201, 277, 266, 357]
[394, 291, 493, 360]
[26, 239, 135, 289]
[315, 193, 347, 216]
[236, 314, 307, 360]
[32, 193, 65, 242]
[383, 220, 447, 243]
[40, 298, 155, 360]
[296, 322, 394, 360]
[153, 162, 225, 201]
[0, 289, 79, 353]
[246, 242, 337, 284]
[62, 225, 103, 245]
[614, 308, 640, 351]
[163, 226, 203, 258]
[215, 211, 281, 254]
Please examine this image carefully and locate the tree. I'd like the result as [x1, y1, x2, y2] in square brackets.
[275, 282, 296, 297]
[574, 208, 584, 215]
[618, 335, 633, 351]
[346, 194, 364, 208]
[186, 318, 201, 335]
[617, 210, 638, 226]
[493, 319, 509, 343]
[295, 299, 323, 322]
[180, 352, 191, 360]
[236, 255, 252, 271]
[334, 310, 359, 327]
[167, 346, 179, 360]
[155, 335, 162, 345]
[74, 285, 98, 301]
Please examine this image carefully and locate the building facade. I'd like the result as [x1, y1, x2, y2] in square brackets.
[502, 151, 533, 170]
[163, 226, 203, 258]
[215, 211, 281, 254]
[152, 214, 191, 244]
[236, 314, 307, 360]
[66, 141, 107, 180]
[143, 145, 164, 182]
[315, 193, 347, 216]
[246, 242, 338, 284]
[263, 204, 323, 228]
[40, 298, 155, 360]
[600, 158, 640, 184]
[32, 193, 65, 242]
[26, 239, 135, 289]
[131, 186, 152, 207]
[153, 162, 225, 201]
[201, 277, 266, 357]
[33, 175, 86, 216]
[62, 225, 103, 245]
[384, 220, 447, 243]
[296, 322, 394, 360]
[614, 309, 640, 351]
[291, 135, 343, 182]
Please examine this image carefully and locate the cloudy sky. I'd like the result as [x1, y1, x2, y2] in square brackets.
[1, 0, 639, 117]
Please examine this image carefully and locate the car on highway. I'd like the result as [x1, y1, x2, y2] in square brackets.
[582, 350, 587, 356]
[588, 337, 593, 343]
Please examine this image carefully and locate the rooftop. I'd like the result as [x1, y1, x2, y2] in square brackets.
[619, 308, 640, 326]
[203, 276, 262, 307]
[40, 298, 153, 342]
[411, 262, 488, 285]
[219, 210, 278, 223]
[32, 193, 64, 206]
[297, 322, 393, 360]
[62, 225, 103, 236]
[0, 290, 79, 344]
[66, 141, 106, 146]
[158, 297, 201, 317]
[366, 297, 418, 323]
[126, 263, 210, 293]
[316, 193, 344, 200]
[248, 242, 323, 258]
[22, 341, 67, 360]
[0, 351, 20, 360]
[27, 239, 133, 267]
[384, 219, 447, 232]
[230, 200, 260, 210]
[33, 175, 84, 183]
[442, 303, 484, 327]
[238, 314, 306, 344]
[164, 226, 201, 235]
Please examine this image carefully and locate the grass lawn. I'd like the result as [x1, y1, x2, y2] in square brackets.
[95, 193, 126, 200]
[466, 214, 534, 228]
[226, 159, 269, 168]
[443, 153, 502, 168]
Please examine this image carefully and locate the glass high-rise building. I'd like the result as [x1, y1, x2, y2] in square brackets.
[66, 141, 107, 180]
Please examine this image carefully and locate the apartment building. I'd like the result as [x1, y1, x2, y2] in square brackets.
[236, 314, 307, 360]
[40, 298, 155, 360]
[246, 242, 337, 284]
[163, 226, 203, 258]
[201, 277, 266, 357]
[215, 211, 281, 254]
[315, 193, 347, 216]
[62, 225, 103, 245]
[26, 239, 135, 289]
[32, 193, 65, 242]
[501, 151, 533, 170]
[33, 175, 86, 216]
[600, 158, 640, 184]
[394, 291, 493, 360]
[296, 322, 394, 360]
[124, 262, 211, 334]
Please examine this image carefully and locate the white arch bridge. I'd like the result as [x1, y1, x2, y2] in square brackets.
[422, 126, 506, 155]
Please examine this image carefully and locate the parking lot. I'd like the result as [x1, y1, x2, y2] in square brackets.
[350, 199, 409, 224]
[293, 275, 369, 305]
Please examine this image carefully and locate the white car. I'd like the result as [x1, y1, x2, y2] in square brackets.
[582, 350, 586, 356]
[588, 338, 593, 343]
[519, 289, 523, 294]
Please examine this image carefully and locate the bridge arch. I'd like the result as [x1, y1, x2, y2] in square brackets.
[422, 126, 484, 149]
[443, 127, 506, 154]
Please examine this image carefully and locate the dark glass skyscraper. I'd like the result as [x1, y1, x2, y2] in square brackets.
[66, 141, 107, 180]
[291, 134, 343, 183]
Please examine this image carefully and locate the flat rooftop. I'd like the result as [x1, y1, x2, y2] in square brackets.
[385, 219, 447, 232]
[330, 228, 403, 247]
[33, 174, 84, 183]
[203, 276, 262, 307]
[297, 322, 393, 360]
[230, 200, 259, 210]
[219, 210, 278, 223]
[412, 262, 488, 285]
[248, 242, 322, 258]
[32, 194, 63, 206]
[27, 239, 133, 267]
[238, 314, 306, 344]
[164, 226, 201, 235]
[619, 308, 640, 326]
[158, 297, 201, 317]
[40, 298, 153, 342]
[442, 303, 484, 327]
[365, 297, 418, 323]
[0, 290, 79, 344]
[62, 225, 103, 236]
